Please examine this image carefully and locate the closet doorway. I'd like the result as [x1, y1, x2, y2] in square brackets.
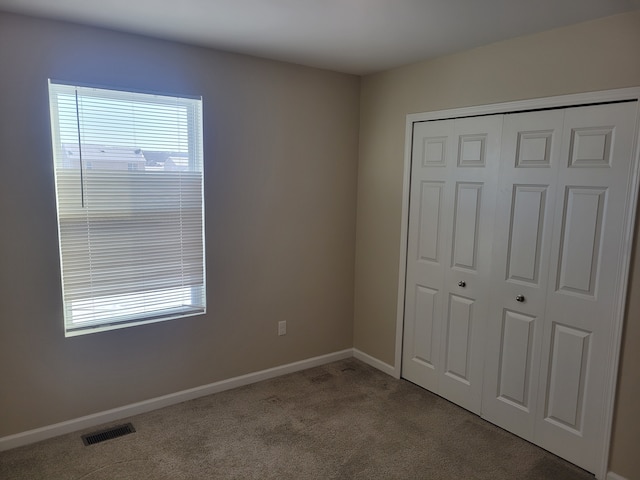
[396, 88, 640, 479]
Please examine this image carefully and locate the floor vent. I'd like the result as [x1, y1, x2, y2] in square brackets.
[81, 423, 136, 446]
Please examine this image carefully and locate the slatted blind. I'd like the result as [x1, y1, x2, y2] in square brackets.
[48, 81, 206, 336]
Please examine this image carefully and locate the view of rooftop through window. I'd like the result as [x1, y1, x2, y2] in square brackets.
[53, 86, 196, 173]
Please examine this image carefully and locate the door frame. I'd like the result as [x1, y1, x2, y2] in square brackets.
[394, 87, 640, 480]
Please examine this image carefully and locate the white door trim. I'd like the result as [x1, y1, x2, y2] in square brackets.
[395, 87, 640, 480]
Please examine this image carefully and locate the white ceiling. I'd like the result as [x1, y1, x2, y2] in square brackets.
[0, 0, 639, 75]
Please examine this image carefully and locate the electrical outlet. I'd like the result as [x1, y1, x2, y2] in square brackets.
[278, 321, 286, 336]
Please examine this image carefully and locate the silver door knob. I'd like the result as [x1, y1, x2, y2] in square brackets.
[516, 294, 525, 302]
[458, 281, 466, 287]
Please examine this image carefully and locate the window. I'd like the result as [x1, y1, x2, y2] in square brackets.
[48, 81, 206, 336]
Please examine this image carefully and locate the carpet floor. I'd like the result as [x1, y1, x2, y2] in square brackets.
[0, 358, 594, 479]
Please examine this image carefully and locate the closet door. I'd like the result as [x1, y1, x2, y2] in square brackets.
[534, 102, 638, 473]
[402, 115, 501, 414]
[481, 110, 565, 439]
[403, 98, 638, 476]
[402, 119, 454, 392]
[481, 101, 638, 473]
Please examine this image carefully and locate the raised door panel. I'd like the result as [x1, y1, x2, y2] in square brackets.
[458, 134, 487, 167]
[506, 185, 548, 285]
[409, 285, 440, 369]
[482, 109, 564, 440]
[451, 182, 482, 271]
[535, 101, 638, 473]
[444, 294, 474, 383]
[544, 323, 590, 433]
[568, 128, 613, 168]
[417, 182, 445, 264]
[403, 279, 444, 387]
[516, 130, 554, 168]
[556, 187, 606, 297]
[420, 135, 448, 167]
[497, 309, 536, 410]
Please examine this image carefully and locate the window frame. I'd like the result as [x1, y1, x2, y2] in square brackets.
[48, 80, 207, 336]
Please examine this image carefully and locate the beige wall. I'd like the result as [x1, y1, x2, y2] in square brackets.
[355, 11, 640, 478]
[1, 6, 638, 477]
[0, 12, 359, 437]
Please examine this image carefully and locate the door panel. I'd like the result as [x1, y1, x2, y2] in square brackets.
[482, 109, 564, 439]
[444, 293, 474, 382]
[421, 135, 448, 167]
[544, 323, 590, 432]
[458, 134, 487, 167]
[411, 285, 439, 367]
[402, 120, 454, 391]
[451, 182, 482, 271]
[535, 102, 638, 473]
[497, 309, 536, 409]
[568, 127, 613, 167]
[556, 186, 607, 297]
[506, 185, 548, 284]
[417, 182, 444, 263]
[438, 115, 502, 413]
[403, 115, 502, 414]
[515, 130, 554, 167]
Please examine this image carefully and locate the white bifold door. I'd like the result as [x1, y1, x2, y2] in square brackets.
[402, 115, 502, 415]
[402, 101, 639, 474]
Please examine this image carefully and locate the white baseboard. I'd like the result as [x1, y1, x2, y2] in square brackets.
[0, 348, 353, 452]
[353, 348, 396, 377]
[607, 472, 629, 480]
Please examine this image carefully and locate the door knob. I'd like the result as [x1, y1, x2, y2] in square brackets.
[516, 294, 525, 302]
[458, 281, 466, 287]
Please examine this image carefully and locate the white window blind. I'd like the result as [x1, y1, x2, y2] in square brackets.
[48, 81, 206, 336]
